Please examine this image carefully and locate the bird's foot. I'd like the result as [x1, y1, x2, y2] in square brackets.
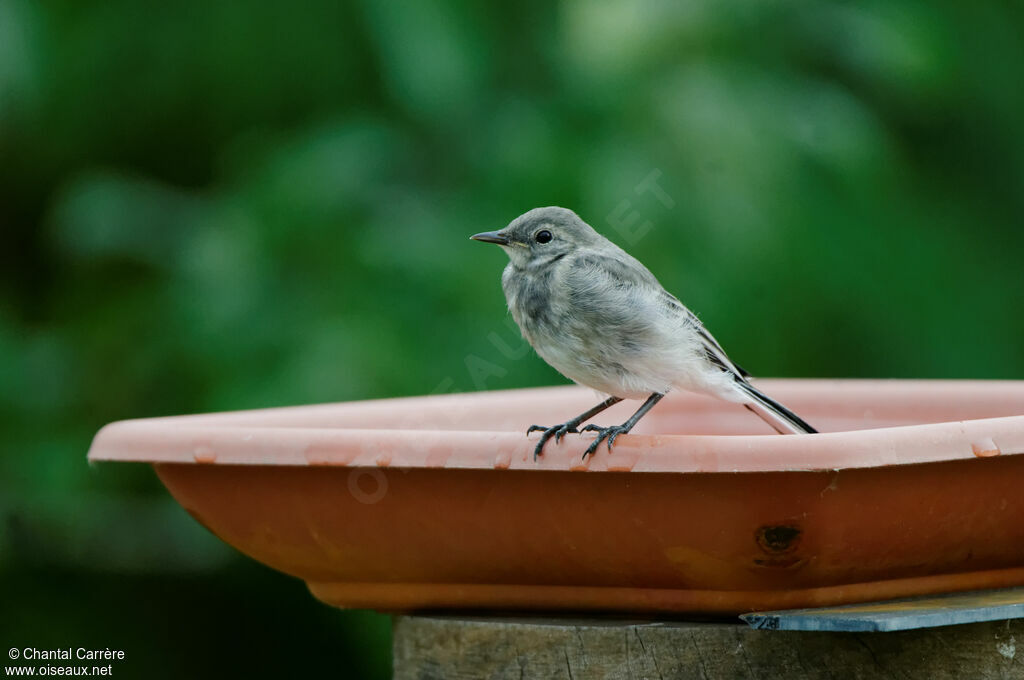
[581, 424, 631, 458]
[527, 422, 580, 460]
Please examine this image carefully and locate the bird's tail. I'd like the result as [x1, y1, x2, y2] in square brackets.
[736, 380, 817, 434]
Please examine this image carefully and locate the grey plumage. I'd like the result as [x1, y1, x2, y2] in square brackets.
[471, 206, 816, 459]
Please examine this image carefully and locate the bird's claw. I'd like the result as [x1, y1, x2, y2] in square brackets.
[527, 422, 580, 460]
[581, 424, 630, 459]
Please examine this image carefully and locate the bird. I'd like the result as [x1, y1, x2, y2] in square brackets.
[471, 206, 817, 460]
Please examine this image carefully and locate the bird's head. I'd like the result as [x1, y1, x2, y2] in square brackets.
[470, 206, 601, 269]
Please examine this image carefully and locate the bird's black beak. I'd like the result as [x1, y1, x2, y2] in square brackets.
[470, 231, 510, 245]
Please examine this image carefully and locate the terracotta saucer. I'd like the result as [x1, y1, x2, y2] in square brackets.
[88, 380, 1024, 614]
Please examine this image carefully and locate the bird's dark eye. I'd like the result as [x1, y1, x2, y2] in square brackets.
[535, 230, 553, 244]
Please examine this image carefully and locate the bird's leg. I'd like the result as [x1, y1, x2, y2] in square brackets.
[527, 396, 622, 460]
[581, 392, 664, 459]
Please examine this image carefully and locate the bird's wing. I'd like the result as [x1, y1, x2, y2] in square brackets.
[566, 251, 749, 373]
[566, 252, 747, 372]
[559, 251, 674, 345]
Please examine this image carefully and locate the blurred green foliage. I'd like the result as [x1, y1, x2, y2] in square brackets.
[2, 0, 1023, 677]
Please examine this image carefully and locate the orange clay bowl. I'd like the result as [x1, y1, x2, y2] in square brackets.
[88, 379, 1024, 615]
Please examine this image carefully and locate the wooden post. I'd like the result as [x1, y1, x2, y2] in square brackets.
[393, 615, 1022, 679]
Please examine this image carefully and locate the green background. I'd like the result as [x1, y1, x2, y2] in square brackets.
[2, 1, 1022, 677]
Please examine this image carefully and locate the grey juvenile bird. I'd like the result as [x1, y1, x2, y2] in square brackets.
[471, 206, 817, 460]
